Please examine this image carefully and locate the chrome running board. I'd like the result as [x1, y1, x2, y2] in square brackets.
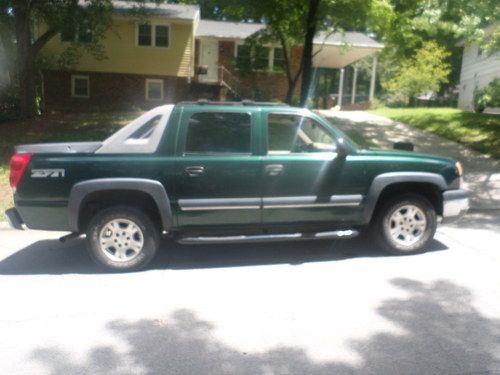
[177, 230, 359, 244]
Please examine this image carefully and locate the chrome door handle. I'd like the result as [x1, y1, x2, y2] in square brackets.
[265, 164, 284, 176]
[185, 166, 205, 177]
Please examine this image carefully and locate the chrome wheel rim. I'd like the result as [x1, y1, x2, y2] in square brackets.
[387, 204, 427, 248]
[99, 218, 144, 262]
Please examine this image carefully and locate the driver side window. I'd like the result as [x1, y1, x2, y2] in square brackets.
[267, 114, 336, 154]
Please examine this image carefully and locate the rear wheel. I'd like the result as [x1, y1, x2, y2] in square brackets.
[372, 194, 437, 255]
[86, 206, 159, 271]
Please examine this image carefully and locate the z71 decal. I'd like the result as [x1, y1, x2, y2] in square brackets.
[31, 169, 65, 178]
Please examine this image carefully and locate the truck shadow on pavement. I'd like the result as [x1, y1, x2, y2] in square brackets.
[0, 235, 448, 275]
[29, 278, 500, 374]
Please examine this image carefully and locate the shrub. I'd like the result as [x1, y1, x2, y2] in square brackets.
[474, 78, 500, 112]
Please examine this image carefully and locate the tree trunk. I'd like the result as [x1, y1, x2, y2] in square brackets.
[14, 2, 37, 118]
[299, 0, 321, 107]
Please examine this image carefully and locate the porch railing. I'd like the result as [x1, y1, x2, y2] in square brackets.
[218, 65, 241, 99]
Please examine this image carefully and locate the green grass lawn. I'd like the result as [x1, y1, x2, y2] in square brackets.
[369, 108, 500, 158]
[0, 111, 141, 221]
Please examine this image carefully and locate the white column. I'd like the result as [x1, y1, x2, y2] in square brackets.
[351, 65, 358, 104]
[338, 68, 345, 106]
[369, 55, 378, 101]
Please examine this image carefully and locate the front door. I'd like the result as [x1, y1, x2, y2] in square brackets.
[261, 112, 364, 227]
[199, 39, 219, 83]
[174, 108, 262, 228]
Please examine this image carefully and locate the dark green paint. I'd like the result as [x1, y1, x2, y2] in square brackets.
[12, 104, 461, 232]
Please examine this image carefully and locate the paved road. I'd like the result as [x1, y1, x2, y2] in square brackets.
[319, 110, 500, 210]
[0, 211, 499, 374]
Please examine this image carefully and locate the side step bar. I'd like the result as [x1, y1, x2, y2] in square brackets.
[177, 230, 359, 245]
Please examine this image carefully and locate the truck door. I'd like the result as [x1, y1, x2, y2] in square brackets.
[260, 112, 365, 226]
[174, 108, 262, 228]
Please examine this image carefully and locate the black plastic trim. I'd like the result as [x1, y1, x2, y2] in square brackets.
[5, 208, 25, 230]
[68, 178, 172, 232]
[363, 172, 448, 223]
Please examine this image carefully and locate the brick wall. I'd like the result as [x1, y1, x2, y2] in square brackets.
[196, 40, 302, 102]
[43, 70, 220, 112]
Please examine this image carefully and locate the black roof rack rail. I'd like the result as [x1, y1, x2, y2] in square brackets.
[177, 99, 289, 107]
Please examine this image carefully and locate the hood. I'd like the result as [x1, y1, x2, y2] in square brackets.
[357, 148, 456, 165]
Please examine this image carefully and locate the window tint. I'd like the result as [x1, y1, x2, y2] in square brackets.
[128, 115, 162, 140]
[155, 25, 169, 47]
[138, 24, 152, 46]
[185, 112, 251, 154]
[267, 114, 336, 154]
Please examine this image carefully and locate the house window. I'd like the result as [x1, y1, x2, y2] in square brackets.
[236, 44, 252, 67]
[185, 112, 252, 155]
[61, 25, 76, 42]
[138, 24, 152, 46]
[255, 46, 270, 70]
[155, 25, 169, 47]
[137, 24, 170, 47]
[60, 22, 92, 43]
[145, 79, 164, 101]
[71, 75, 89, 98]
[236, 44, 285, 72]
[273, 48, 286, 71]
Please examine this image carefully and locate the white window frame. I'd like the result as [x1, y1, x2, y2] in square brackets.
[136, 23, 170, 48]
[71, 75, 89, 98]
[145, 78, 164, 101]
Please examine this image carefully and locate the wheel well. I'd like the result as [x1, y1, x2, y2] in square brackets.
[372, 182, 443, 220]
[78, 190, 162, 232]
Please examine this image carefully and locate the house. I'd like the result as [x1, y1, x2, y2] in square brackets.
[457, 24, 500, 111]
[39, 1, 383, 111]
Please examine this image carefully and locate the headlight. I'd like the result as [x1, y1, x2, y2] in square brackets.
[455, 162, 463, 177]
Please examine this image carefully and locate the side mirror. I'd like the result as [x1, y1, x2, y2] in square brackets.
[393, 142, 414, 151]
[337, 137, 348, 158]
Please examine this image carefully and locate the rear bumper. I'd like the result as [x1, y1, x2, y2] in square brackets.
[442, 189, 469, 222]
[5, 208, 25, 230]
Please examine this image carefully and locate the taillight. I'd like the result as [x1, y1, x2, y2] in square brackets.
[9, 153, 32, 188]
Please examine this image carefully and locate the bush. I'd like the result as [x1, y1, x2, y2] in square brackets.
[0, 84, 20, 122]
[474, 78, 500, 112]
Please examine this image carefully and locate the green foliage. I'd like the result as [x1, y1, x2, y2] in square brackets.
[382, 41, 451, 104]
[370, 107, 500, 158]
[474, 78, 500, 112]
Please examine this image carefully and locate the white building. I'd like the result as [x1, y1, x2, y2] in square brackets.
[457, 25, 500, 111]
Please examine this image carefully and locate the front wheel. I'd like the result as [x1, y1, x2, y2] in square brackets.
[86, 206, 160, 271]
[372, 194, 437, 255]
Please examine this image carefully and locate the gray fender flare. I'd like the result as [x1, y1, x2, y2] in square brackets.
[363, 172, 447, 223]
[68, 178, 173, 232]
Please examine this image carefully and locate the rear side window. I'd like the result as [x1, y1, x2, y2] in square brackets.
[185, 112, 252, 154]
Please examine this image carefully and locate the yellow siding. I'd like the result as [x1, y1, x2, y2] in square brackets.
[42, 16, 194, 77]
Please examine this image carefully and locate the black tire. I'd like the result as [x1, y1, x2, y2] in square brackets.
[371, 194, 437, 255]
[86, 206, 160, 271]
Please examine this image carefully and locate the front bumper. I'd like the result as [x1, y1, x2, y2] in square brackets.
[5, 208, 25, 230]
[442, 189, 469, 222]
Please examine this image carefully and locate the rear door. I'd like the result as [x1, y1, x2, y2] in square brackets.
[174, 107, 262, 228]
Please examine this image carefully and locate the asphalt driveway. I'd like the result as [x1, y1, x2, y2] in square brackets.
[0, 210, 499, 374]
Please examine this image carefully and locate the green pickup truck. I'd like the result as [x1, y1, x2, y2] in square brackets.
[6, 101, 469, 271]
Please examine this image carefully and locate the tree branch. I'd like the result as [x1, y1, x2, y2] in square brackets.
[31, 27, 58, 55]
